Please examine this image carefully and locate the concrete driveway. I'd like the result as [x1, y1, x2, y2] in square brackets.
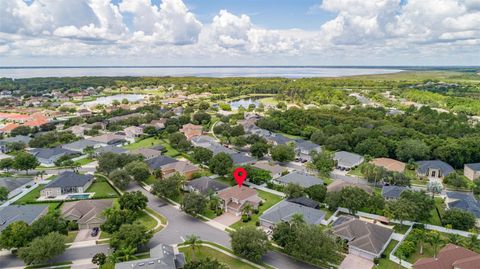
[213, 212, 241, 226]
[74, 229, 100, 242]
[339, 254, 374, 269]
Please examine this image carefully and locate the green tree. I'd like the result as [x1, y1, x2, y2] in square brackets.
[284, 183, 304, 198]
[192, 147, 213, 165]
[250, 142, 269, 159]
[184, 258, 227, 269]
[243, 165, 272, 185]
[198, 101, 210, 111]
[101, 208, 137, 234]
[30, 213, 68, 237]
[442, 208, 476, 231]
[338, 186, 369, 214]
[0, 158, 14, 171]
[109, 169, 131, 190]
[11, 126, 31, 136]
[193, 112, 211, 125]
[209, 153, 233, 176]
[18, 232, 66, 265]
[354, 138, 388, 158]
[125, 161, 151, 182]
[97, 152, 141, 174]
[426, 231, 443, 258]
[182, 192, 208, 217]
[385, 199, 416, 224]
[396, 139, 430, 162]
[92, 253, 107, 266]
[13, 152, 39, 174]
[443, 172, 468, 189]
[271, 144, 295, 163]
[110, 223, 153, 250]
[0, 221, 33, 249]
[0, 186, 8, 201]
[185, 234, 201, 260]
[152, 173, 184, 199]
[304, 184, 327, 203]
[119, 191, 148, 212]
[311, 151, 335, 177]
[230, 227, 269, 263]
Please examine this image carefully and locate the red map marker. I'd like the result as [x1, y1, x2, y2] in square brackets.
[233, 167, 247, 188]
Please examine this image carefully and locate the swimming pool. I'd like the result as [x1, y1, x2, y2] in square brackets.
[67, 194, 91, 200]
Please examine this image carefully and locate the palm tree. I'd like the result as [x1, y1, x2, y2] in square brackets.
[242, 204, 253, 217]
[467, 231, 479, 251]
[427, 231, 443, 258]
[185, 234, 201, 260]
[417, 230, 426, 255]
[290, 213, 305, 226]
[117, 246, 137, 262]
[448, 233, 461, 245]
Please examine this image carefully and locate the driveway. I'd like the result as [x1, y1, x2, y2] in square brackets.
[339, 254, 373, 269]
[74, 229, 100, 242]
[213, 212, 241, 226]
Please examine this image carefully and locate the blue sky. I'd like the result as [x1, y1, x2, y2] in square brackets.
[0, 0, 479, 66]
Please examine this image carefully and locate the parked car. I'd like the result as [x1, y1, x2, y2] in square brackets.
[91, 227, 99, 237]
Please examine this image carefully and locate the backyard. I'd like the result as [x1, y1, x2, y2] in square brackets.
[376, 240, 405, 269]
[86, 179, 119, 198]
[14, 184, 45, 204]
[179, 245, 257, 269]
[123, 137, 180, 157]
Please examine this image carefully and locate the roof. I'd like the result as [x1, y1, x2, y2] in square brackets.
[146, 155, 179, 170]
[0, 177, 32, 192]
[413, 244, 480, 269]
[115, 244, 184, 269]
[61, 199, 113, 224]
[381, 185, 408, 199]
[230, 152, 255, 165]
[29, 147, 77, 160]
[88, 133, 126, 144]
[416, 160, 455, 176]
[287, 196, 320, 208]
[130, 148, 162, 159]
[267, 134, 292, 145]
[371, 158, 406, 173]
[253, 161, 287, 175]
[191, 135, 216, 146]
[95, 145, 129, 155]
[275, 171, 323, 188]
[334, 151, 364, 168]
[333, 216, 393, 255]
[260, 200, 326, 225]
[163, 160, 199, 174]
[0, 135, 31, 145]
[205, 143, 236, 155]
[61, 139, 102, 152]
[181, 123, 202, 130]
[44, 171, 94, 189]
[0, 205, 48, 232]
[185, 176, 229, 194]
[465, 163, 480, 171]
[327, 180, 373, 194]
[218, 186, 259, 201]
[446, 191, 480, 218]
[295, 139, 321, 152]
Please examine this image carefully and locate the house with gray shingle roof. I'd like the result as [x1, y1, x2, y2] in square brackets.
[416, 160, 454, 180]
[334, 151, 364, 170]
[0, 205, 48, 232]
[381, 185, 409, 200]
[94, 145, 128, 156]
[146, 155, 178, 170]
[0, 177, 32, 199]
[230, 152, 255, 166]
[446, 191, 480, 222]
[115, 244, 185, 269]
[29, 147, 78, 166]
[274, 171, 323, 188]
[61, 199, 114, 229]
[40, 172, 94, 198]
[260, 200, 326, 230]
[183, 176, 229, 195]
[0, 135, 31, 153]
[61, 139, 103, 153]
[294, 139, 322, 162]
[333, 215, 393, 260]
[464, 163, 480, 180]
[287, 197, 320, 209]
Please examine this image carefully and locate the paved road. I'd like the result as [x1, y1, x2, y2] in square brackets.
[128, 184, 322, 269]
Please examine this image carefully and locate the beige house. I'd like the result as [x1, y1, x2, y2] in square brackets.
[217, 186, 262, 216]
[464, 163, 480, 180]
[370, 158, 406, 173]
[61, 199, 114, 229]
[180, 123, 203, 140]
[40, 172, 94, 198]
[252, 161, 288, 179]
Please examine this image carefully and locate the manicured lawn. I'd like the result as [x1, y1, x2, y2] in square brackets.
[14, 184, 45, 203]
[86, 180, 119, 198]
[123, 137, 161, 150]
[230, 189, 283, 230]
[180, 245, 257, 269]
[65, 231, 78, 244]
[74, 157, 94, 166]
[144, 175, 158, 185]
[136, 210, 158, 231]
[427, 198, 444, 226]
[347, 166, 363, 177]
[393, 224, 411, 234]
[376, 240, 405, 269]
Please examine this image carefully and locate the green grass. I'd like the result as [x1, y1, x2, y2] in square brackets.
[179, 245, 257, 269]
[393, 224, 411, 234]
[86, 180, 119, 198]
[347, 166, 364, 177]
[427, 198, 444, 226]
[257, 97, 279, 106]
[230, 189, 283, 230]
[145, 207, 168, 225]
[14, 185, 45, 203]
[74, 157, 94, 166]
[375, 240, 405, 269]
[25, 261, 73, 269]
[65, 231, 78, 244]
[144, 175, 158, 185]
[123, 137, 162, 150]
[136, 210, 158, 231]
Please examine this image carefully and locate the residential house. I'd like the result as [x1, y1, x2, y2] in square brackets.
[183, 176, 229, 195]
[147, 155, 179, 170]
[66, 125, 88, 137]
[0, 205, 49, 232]
[287, 197, 320, 209]
[76, 109, 92, 117]
[334, 151, 364, 170]
[266, 133, 292, 146]
[294, 139, 322, 162]
[61, 139, 103, 153]
[179, 123, 203, 140]
[230, 152, 255, 166]
[260, 200, 326, 230]
[150, 119, 167, 130]
[274, 171, 323, 188]
[0, 135, 31, 153]
[61, 199, 114, 229]
[416, 160, 454, 180]
[88, 133, 127, 146]
[327, 180, 373, 194]
[123, 126, 144, 141]
[130, 148, 162, 160]
[413, 244, 480, 269]
[40, 172, 94, 198]
[29, 147, 78, 166]
[371, 158, 406, 173]
[217, 186, 262, 216]
[381, 185, 408, 200]
[106, 113, 143, 124]
[252, 161, 287, 179]
[446, 191, 480, 225]
[0, 177, 32, 199]
[94, 145, 128, 156]
[115, 244, 185, 269]
[333, 215, 393, 260]
[191, 135, 216, 147]
[146, 156, 199, 179]
[464, 163, 480, 180]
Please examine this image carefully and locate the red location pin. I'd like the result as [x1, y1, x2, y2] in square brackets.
[233, 167, 247, 188]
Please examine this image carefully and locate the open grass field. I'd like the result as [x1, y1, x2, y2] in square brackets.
[86, 180, 119, 198]
[124, 137, 180, 157]
[180, 245, 257, 269]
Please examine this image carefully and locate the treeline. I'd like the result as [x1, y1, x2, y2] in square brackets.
[257, 106, 480, 168]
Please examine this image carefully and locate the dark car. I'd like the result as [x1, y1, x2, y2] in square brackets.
[91, 227, 99, 237]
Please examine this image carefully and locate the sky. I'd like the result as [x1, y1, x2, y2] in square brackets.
[0, 0, 479, 66]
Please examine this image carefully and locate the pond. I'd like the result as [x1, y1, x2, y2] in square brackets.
[228, 98, 261, 110]
[81, 94, 146, 107]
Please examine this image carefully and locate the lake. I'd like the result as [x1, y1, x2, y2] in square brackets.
[229, 98, 261, 110]
[0, 66, 402, 79]
[81, 94, 146, 108]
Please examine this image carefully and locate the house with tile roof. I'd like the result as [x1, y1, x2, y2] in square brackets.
[327, 180, 373, 194]
[61, 199, 114, 229]
[333, 215, 393, 260]
[217, 186, 262, 216]
[130, 148, 162, 160]
[179, 123, 203, 140]
[413, 244, 480, 269]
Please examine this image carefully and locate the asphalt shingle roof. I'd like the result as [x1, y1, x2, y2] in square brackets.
[146, 155, 178, 170]
[447, 191, 480, 218]
[185, 177, 229, 194]
[465, 163, 480, 171]
[334, 151, 364, 168]
[275, 171, 323, 188]
[381, 185, 408, 199]
[260, 200, 326, 225]
[0, 205, 48, 232]
[416, 160, 455, 176]
[0, 177, 32, 192]
[29, 147, 77, 160]
[44, 171, 94, 189]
